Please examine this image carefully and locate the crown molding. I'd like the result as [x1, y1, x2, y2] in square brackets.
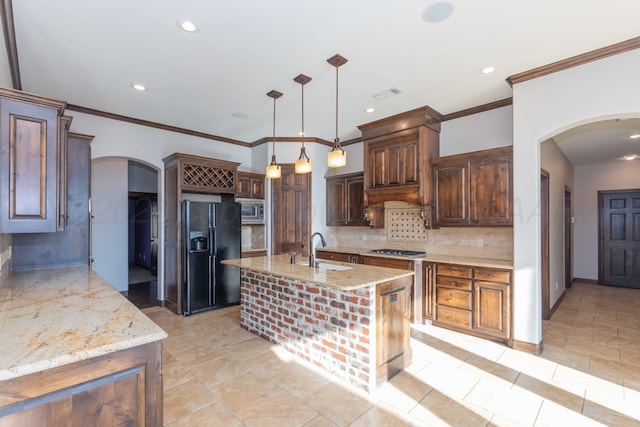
[441, 98, 513, 121]
[506, 36, 640, 87]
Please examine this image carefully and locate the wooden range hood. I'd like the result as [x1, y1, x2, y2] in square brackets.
[359, 105, 441, 208]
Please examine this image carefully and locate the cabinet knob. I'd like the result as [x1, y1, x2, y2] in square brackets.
[475, 287, 479, 291]
[448, 295, 455, 301]
[447, 315, 456, 320]
[450, 281, 456, 285]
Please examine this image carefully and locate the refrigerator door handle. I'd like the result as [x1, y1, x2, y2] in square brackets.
[183, 200, 191, 315]
[208, 255, 213, 306]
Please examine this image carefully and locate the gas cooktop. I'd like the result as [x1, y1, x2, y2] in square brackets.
[368, 249, 426, 257]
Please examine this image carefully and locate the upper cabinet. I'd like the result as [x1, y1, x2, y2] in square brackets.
[432, 146, 513, 226]
[0, 88, 67, 233]
[326, 172, 366, 226]
[359, 106, 440, 208]
[236, 171, 265, 200]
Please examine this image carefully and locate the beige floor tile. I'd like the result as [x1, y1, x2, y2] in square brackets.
[533, 400, 601, 427]
[166, 401, 243, 427]
[619, 326, 640, 340]
[413, 360, 481, 400]
[565, 337, 621, 362]
[221, 334, 273, 361]
[540, 343, 591, 372]
[235, 388, 318, 427]
[303, 414, 339, 427]
[163, 359, 197, 391]
[274, 362, 332, 399]
[582, 399, 640, 426]
[496, 349, 557, 381]
[351, 402, 425, 427]
[303, 382, 376, 427]
[464, 378, 543, 426]
[589, 356, 639, 384]
[512, 371, 584, 412]
[209, 369, 283, 413]
[163, 381, 218, 425]
[409, 389, 492, 427]
[373, 372, 433, 413]
[456, 353, 519, 385]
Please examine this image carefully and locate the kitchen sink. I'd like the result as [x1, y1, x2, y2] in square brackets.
[299, 262, 353, 271]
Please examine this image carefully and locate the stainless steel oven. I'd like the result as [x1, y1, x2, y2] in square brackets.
[237, 198, 265, 224]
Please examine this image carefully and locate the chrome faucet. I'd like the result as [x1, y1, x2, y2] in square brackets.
[308, 232, 327, 267]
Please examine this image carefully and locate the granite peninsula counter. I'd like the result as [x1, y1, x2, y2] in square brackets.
[222, 254, 414, 392]
[0, 265, 167, 424]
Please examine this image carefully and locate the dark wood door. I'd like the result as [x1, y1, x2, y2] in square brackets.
[272, 164, 311, 256]
[599, 190, 640, 288]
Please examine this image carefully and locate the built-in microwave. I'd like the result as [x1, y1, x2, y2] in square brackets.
[237, 198, 265, 224]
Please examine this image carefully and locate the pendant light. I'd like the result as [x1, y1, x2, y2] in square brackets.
[265, 89, 283, 179]
[327, 54, 348, 168]
[294, 74, 312, 174]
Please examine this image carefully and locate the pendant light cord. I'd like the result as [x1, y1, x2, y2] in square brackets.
[334, 64, 339, 144]
[301, 82, 305, 147]
[272, 96, 276, 151]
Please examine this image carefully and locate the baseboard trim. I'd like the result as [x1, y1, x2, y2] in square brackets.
[512, 339, 543, 355]
[572, 277, 599, 285]
[549, 291, 566, 318]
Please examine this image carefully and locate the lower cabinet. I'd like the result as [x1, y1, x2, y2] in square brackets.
[0, 342, 162, 426]
[435, 263, 511, 343]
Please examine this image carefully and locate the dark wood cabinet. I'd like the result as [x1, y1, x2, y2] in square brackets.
[237, 171, 265, 199]
[435, 263, 511, 344]
[163, 153, 240, 314]
[0, 88, 67, 233]
[0, 342, 162, 426]
[316, 250, 361, 264]
[326, 172, 366, 226]
[359, 106, 440, 211]
[433, 146, 512, 226]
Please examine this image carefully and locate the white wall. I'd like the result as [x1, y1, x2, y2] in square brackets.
[440, 106, 513, 156]
[541, 140, 573, 307]
[91, 158, 128, 291]
[128, 161, 158, 193]
[574, 160, 640, 280]
[512, 48, 640, 346]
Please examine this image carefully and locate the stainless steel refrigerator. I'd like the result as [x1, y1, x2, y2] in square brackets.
[182, 194, 241, 315]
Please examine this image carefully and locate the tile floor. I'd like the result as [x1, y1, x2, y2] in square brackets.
[142, 280, 640, 426]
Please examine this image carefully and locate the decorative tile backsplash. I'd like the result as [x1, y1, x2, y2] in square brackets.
[387, 207, 431, 242]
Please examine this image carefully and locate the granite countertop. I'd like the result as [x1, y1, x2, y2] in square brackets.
[317, 246, 514, 270]
[222, 254, 414, 291]
[0, 266, 167, 381]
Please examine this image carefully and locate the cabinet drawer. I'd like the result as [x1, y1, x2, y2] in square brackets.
[436, 275, 472, 291]
[436, 264, 472, 278]
[474, 268, 511, 283]
[436, 288, 472, 310]
[436, 305, 472, 329]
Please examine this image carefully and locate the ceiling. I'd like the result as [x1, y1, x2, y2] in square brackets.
[8, 0, 640, 164]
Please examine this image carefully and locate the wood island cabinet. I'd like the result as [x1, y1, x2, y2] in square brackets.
[432, 146, 512, 227]
[326, 172, 366, 226]
[435, 263, 511, 343]
[0, 88, 67, 233]
[316, 250, 361, 264]
[236, 171, 265, 199]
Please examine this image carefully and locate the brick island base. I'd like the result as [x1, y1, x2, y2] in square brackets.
[239, 269, 412, 392]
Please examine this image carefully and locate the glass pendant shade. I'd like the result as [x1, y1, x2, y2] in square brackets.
[295, 147, 312, 173]
[266, 154, 281, 178]
[327, 146, 347, 168]
[327, 54, 348, 169]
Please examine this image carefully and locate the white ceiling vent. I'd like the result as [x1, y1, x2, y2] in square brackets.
[373, 87, 402, 101]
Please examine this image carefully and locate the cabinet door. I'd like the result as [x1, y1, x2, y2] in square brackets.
[469, 154, 512, 225]
[345, 176, 365, 225]
[251, 177, 265, 199]
[370, 146, 388, 188]
[388, 141, 418, 186]
[473, 280, 510, 339]
[326, 177, 347, 225]
[422, 263, 434, 320]
[236, 173, 252, 198]
[0, 99, 60, 233]
[434, 162, 468, 225]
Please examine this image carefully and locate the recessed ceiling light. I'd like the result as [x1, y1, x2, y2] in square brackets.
[177, 20, 198, 32]
[131, 83, 146, 91]
[232, 112, 248, 119]
[480, 66, 495, 74]
[623, 154, 637, 160]
[629, 134, 640, 139]
[365, 107, 375, 113]
[422, 2, 455, 23]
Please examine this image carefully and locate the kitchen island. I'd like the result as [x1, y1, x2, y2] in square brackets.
[222, 254, 414, 392]
[0, 266, 167, 425]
